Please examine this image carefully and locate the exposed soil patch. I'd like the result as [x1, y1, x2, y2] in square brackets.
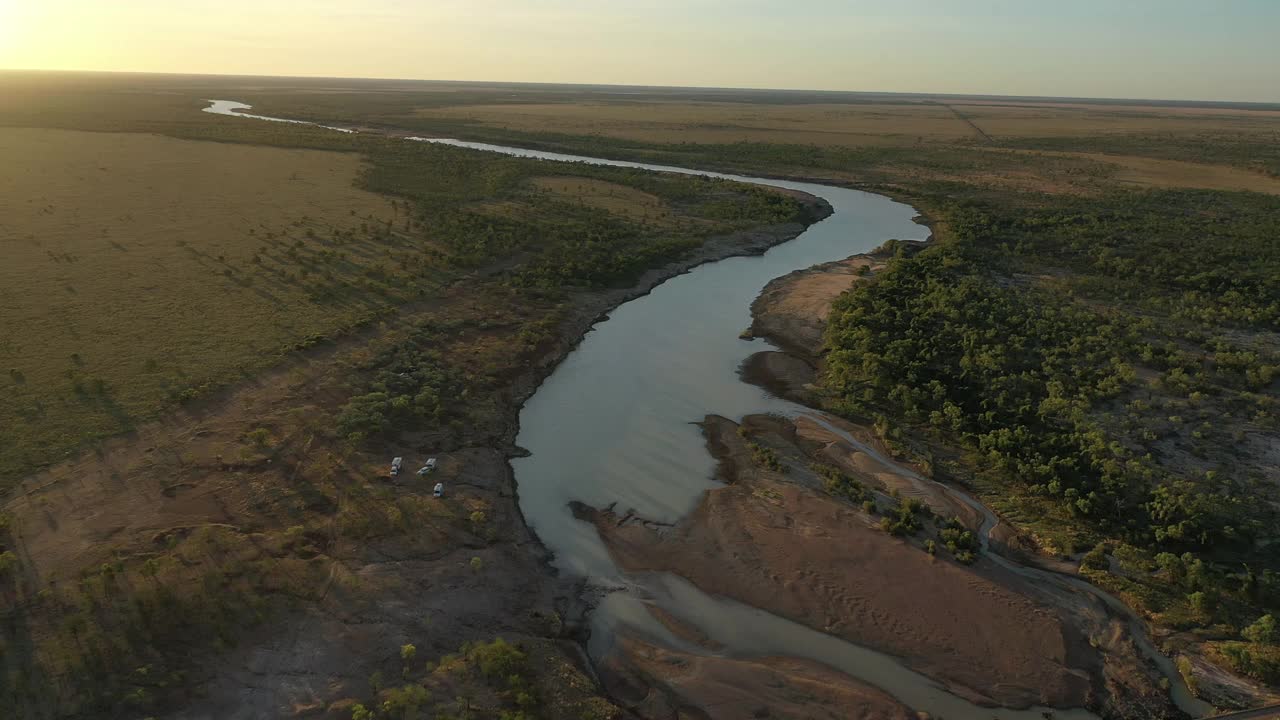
[601, 631, 917, 720]
[739, 350, 816, 403]
[749, 255, 881, 358]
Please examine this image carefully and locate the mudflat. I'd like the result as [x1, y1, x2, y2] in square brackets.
[603, 632, 918, 720]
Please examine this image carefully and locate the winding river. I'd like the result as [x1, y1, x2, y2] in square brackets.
[205, 101, 1211, 719]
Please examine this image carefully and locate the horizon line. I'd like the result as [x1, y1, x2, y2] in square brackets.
[4, 65, 1279, 109]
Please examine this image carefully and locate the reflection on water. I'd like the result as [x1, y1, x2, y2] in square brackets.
[203, 99, 356, 133]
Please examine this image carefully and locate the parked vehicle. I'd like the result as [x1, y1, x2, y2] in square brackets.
[433, 482, 445, 498]
[390, 456, 403, 477]
[417, 458, 438, 475]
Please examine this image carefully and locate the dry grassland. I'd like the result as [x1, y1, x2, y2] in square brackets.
[0, 127, 400, 479]
[987, 148, 1280, 195]
[409, 97, 1280, 195]
[953, 102, 1280, 137]
[413, 98, 1280, 147]
[414, 101, 979, 146]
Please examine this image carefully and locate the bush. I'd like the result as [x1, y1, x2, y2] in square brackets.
[748, 442, 783, 472]
[881, 503, 921, 537]
[0, 550, 18, 577]
[938, 517, 979, 559]
[813, 463, 870, 503]
[1081, 542, 1109, 571]
[1188, 591, 1215, 617]
[1156, 552, 1186, 584]
[244, 428, 272, 448]
[1244, 615, 1277, 645]
[467, 638, 527, 682]
[380, 684, 430, 720]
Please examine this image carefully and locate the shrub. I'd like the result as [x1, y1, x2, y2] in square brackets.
[380, 684, 430, 720]
[748, 442, 783, 472]
[813, 463, 870, 503]
[1244, 615, 1277, 645]
[1188, 591, 1215, 617]
[467, 638, 527, 682]
[245, 428, 272, 448]
[884, 503, 922, 536]
[1081, 542, 1109, 571]
[939, 517, 980, 560]
[1156, 552, 1186, 584]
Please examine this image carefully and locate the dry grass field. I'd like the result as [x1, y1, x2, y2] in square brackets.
[952, 101, 1280, 136]
[988, 147, 1280, 194]
[408, 96, 1280, 145]
[0, 127, 406, 480]
[414, 100, 977, 146]
[401, 98, 1280, 194]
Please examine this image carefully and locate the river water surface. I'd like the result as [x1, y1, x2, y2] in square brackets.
[204, 101, 1211, 719]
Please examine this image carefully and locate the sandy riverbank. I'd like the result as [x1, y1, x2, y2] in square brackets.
[585, 414, 1102, 708]
[603, 630, 918, 720]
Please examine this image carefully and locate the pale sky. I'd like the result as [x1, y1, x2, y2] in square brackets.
[2, 0, 1277, 102]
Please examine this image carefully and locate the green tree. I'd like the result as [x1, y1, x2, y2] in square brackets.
[1155, 552, 1185, 584]
[1188, 591, 1215, 617]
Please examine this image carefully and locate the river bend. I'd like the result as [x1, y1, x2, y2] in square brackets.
[204, 100, 1210, 719]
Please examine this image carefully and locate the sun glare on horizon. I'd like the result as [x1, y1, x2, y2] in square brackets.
[0, 0, 17, 46]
